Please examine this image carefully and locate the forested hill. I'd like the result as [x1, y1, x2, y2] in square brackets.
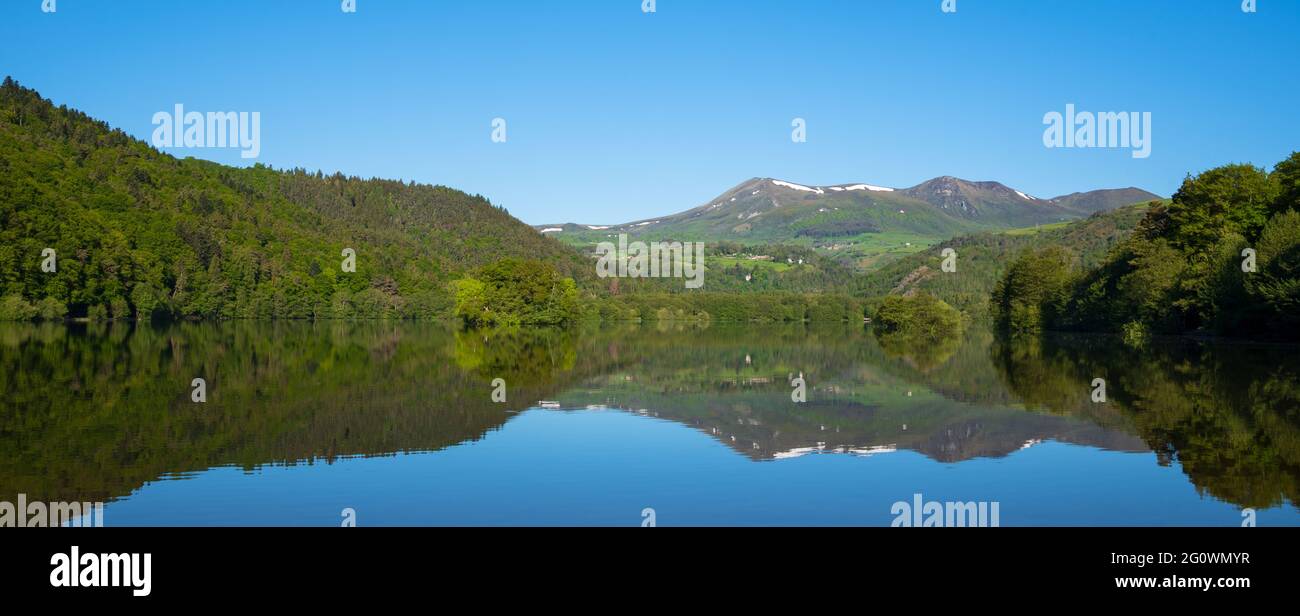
[0, 78, 588, 320]
[857, 204, 1156, 317]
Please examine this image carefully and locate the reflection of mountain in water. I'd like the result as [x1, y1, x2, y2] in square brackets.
[1, 320, 1297, 511]
[545, 399, 1148, 464]
[550, 350, 1147, 464]
[546, 323, 1146, 462]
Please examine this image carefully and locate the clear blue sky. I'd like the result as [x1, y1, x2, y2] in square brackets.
[3, 0, 1297, 224]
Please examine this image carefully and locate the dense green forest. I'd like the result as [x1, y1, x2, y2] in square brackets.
[991, 154, 1300, 341]
[0, 78, 589, 321]
[452, 258, 583, 326]
[589, 290, 864, 323]
[872, 292, 963, 337]
[859, 204, 1152, 318]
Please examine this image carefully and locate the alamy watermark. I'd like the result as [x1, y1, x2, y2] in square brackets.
[152, 104, 261, 159]
[1043, 104, 1151, 159]
[941, 247, 957, 273]
[596, 233, 705, 289]
[1091, 377, 1107, 403]
[891, 493, 1000, 527]
[1, 494, 104, 527]
[491, 378, 507, 402]
[50, 546, 151, 597]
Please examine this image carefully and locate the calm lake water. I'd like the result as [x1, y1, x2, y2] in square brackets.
[2, 320, 1297, 526]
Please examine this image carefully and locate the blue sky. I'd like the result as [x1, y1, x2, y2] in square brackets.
[3, 0, 1297, 224]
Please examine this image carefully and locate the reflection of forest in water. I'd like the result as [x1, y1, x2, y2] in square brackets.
[1, 320, 1297, 511]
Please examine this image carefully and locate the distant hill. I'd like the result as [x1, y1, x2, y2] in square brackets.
[856, 203, 1158, 317]
[898, 176, 1158, 223]
[536, 177, 1159, 271]
[537, 177, 1158, 239]
[0, 78, 588, 320]
[1047, 187, 1162, 216]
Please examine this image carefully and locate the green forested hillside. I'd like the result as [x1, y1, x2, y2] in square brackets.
[858, 204, 1154, 317]
[991, 156, 1300, 340]
[0, 78, 588, 320]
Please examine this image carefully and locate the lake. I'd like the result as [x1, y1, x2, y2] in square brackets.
[2, 320, 1297, 526]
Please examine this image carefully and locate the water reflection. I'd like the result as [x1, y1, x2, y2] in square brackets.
[0, 320, 1296, 517]
[991, 333, 1300, 509]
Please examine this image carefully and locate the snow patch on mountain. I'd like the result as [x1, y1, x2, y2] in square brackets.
[771, 180, 825, 195]
[831, 183, 894, 192]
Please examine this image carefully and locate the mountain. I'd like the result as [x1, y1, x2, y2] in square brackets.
[1048, 187, 1163, 215]
[535, 177, 1159, 270]
[0, 78, 588, 320]
[897, 176, 1158, 224]
[899, 176, 1060, 225]
[541, 177, 976, 243]
[539, 177, 1158, 238]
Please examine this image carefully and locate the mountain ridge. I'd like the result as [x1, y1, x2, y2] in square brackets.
[537, 176, 1160, 233]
